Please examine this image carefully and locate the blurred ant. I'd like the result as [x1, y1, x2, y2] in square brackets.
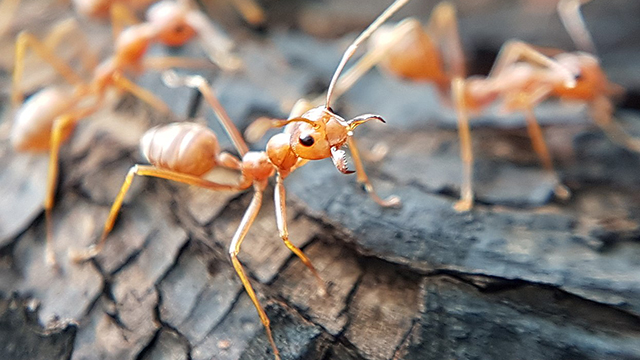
[70, 1, 408, 358]
[328, 1, 633, 212]
[11, 0, 241, 266]
[0, 0, 264, 40]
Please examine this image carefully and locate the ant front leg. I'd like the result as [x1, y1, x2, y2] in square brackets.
[228, 182, 281, 360]
[347, 136, 401, 207]
[451, 77, 474, 212]
[274, 173, 326, 294]
[12, 31, 85, 106]
[70, 164, 249, 262]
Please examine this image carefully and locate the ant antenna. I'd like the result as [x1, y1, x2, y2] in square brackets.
[325, 0, 410, 108]
[557, 0, 597, 54]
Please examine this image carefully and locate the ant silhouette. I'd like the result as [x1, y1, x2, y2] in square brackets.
[11, 0, 241, 266]
[324, 0, 633, 212]
[70, 0, 409, 358]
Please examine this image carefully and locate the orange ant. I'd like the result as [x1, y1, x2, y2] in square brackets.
[328, 1, 633, 212]
[0, 0, 265, 40]
[70, 0, 408, 358]
[11, 0, 241, 266]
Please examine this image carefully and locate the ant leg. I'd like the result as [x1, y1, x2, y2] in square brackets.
[13, 31, 85, 106]
[44, 114, 77, 267]
[111, 73, 171, 114]
[43, 18, 98, 75]
[590, 96, 640, 153]
[346, 136, 401, 207]
[426, 1, 465, 79]
[0, 0, 20, 37]
[142, 56, 214, 70]
[451, 77, 474, 212]
[229, 0, 266, 26]
[558, 0, 596, 54]
[70, 164, 250, 262]
[229, 185, 281, 360]
[523, 107, 571, 200]
[274, 173, 326, 294]
[194, 78, 250, 155]
[110, 2, 139, 41]
[163, 72, 250, 156]
[489, 41, 575, 87]
[184, 11, 243, 71]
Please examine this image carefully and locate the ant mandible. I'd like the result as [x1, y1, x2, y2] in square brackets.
[70, 0, 409, 358]
[11, 0, 241, 266]
[327, 1, 632, 212]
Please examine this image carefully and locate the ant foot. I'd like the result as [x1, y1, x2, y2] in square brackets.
[454, 199, 473, 212]
[554, 183, 571, 201]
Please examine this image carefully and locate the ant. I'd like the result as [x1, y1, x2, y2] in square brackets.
[70, 0, 409, 358]
[0, 0, 265, 40]
[11, 0, 242, 266]
[326, 1, 633, 212]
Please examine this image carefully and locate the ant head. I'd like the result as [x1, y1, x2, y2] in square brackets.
[554, 52, 608, 100]
[286, 106, 385, 173]
[147, 0, 196, 46]
[287, 107, 344, 161]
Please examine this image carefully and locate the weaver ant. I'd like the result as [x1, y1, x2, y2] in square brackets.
[327, 1, 633, 212]
[70, 0, 408, 358]
[11, 0, 241, 266]
[0, 0, 265, 40]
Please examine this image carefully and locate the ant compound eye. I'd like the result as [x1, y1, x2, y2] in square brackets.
[299, 134, 315, 147]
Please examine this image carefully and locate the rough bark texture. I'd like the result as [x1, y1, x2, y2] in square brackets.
[1, 0, 640, 359]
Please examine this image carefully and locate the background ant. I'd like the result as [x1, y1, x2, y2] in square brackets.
[324, 0, 633, 212]
[70, 0, 409, 357]
[11, 0, 241, 266]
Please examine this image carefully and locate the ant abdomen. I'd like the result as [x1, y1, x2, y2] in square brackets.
[11, 87, 77, 152]
[140, 122, 220, 176]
